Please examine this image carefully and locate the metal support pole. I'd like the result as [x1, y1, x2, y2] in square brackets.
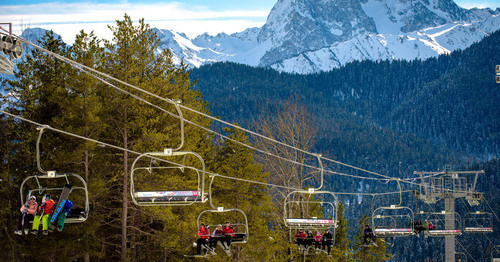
[444, 196, 455, 262]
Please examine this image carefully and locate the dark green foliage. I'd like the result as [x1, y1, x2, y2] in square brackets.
[0, 18, 498, 261]
[190, 30, 500, 261]
[191, 30, 500, 160]
[332, 201, 350, 261]
[0, 15, 290, 261]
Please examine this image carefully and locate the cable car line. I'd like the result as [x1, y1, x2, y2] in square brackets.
[3, 28, 441, 187]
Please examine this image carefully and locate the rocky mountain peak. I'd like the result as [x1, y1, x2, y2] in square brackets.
[257, 0, 377, 66]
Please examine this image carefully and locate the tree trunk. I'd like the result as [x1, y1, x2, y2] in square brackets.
[121, 106, 128, 262]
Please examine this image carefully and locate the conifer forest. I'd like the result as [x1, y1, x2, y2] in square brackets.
[0, 16, 498, 261]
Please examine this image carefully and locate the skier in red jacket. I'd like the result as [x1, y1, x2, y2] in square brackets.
[294, 228, 307, 249]
[196, 223, 210, 255]
[222, 221, 235, 250]
[31, 194, 55, 235]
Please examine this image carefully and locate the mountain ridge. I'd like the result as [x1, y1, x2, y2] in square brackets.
[154, 0, 500, 74]
[190, 29, 500, 159]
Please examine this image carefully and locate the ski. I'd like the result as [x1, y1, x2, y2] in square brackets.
[184, 254, 209, 258]
[20, 192, 32, 228]
[48, 184, 72, 231]
[218, 242, 231, 256]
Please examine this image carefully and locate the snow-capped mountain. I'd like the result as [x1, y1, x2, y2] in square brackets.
[158, 0, 500, 74]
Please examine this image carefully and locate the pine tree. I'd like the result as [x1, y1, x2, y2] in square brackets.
[332, 201, 351, 261]
[203, 127, 285, 261]
[2, 29, 102, 260]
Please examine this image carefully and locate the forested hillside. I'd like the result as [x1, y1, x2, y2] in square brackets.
[0, 16, 294, 261]
[190, 30, 500, 261]
[192, 30, 500, 160]
[0, 17, 498, 261]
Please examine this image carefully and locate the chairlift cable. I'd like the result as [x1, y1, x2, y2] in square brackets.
[0, 28, 490, 198]
[0, 109, 330, 195]
[0, 107, 478, 202]
[3, 28, 427, 185]
[483, 197, 500, 223]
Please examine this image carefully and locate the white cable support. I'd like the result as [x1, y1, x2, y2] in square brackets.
[1, 28, 486, 195]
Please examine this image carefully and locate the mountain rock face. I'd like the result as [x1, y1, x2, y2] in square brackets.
[155, 0, 500, 74]
[257, 0, 377, 66]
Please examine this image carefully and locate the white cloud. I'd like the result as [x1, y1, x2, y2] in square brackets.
[455, 0, 500, 9]
[0, 2, 268, 42]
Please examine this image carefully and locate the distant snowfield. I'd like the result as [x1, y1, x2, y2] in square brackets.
[147, 0, 500, 74]
[153, 14, 500, 74]
[16, 0, 500, 74]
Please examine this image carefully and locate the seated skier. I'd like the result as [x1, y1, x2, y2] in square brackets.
[294, 228, 307, 250]
[363, 225, 376, 244]
[222, 221, 235, 250]
[314, 232, 322, 250]
[196, 223, 210, 255]
[210, 224, 224, 249]
[322, 229, 333, 255]
[56, 198, 73, 232]
[31, 194, 55, 235]
[15, 196, 38, 235]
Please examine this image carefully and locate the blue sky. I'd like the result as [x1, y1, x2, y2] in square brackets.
[1, 0, 499, 43]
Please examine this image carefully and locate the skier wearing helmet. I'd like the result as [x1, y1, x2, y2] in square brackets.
[15, 195, 38, 235]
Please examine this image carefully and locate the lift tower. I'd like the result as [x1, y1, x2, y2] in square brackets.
[414, 170, 484, 262]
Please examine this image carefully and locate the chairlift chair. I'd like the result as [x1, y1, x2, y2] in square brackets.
[197, 207, 249, 245]
[283, 189, 338, 230]
[21, 126, 90, 224]
[196, 174, 249, 245]
[463, 211, 493, 233]
[423, 211, 462, 237]
[20, 172, 90, 223]
[130, 149, 207, 206]
[372, 205, 415, 237]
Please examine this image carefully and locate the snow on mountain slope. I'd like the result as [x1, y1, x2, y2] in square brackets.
[271, 15, 500, 74]
[360, 0, 471, 34]
[257, 0, 377, 66]
[152, 0, 500, 74]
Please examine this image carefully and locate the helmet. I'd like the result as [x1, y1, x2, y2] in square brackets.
[29, 196, 36, 201]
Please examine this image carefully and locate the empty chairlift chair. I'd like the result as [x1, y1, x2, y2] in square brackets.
[463, 211, 493, 233]
[130, 149, 208, 206]
[284, 189, 338, 230]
